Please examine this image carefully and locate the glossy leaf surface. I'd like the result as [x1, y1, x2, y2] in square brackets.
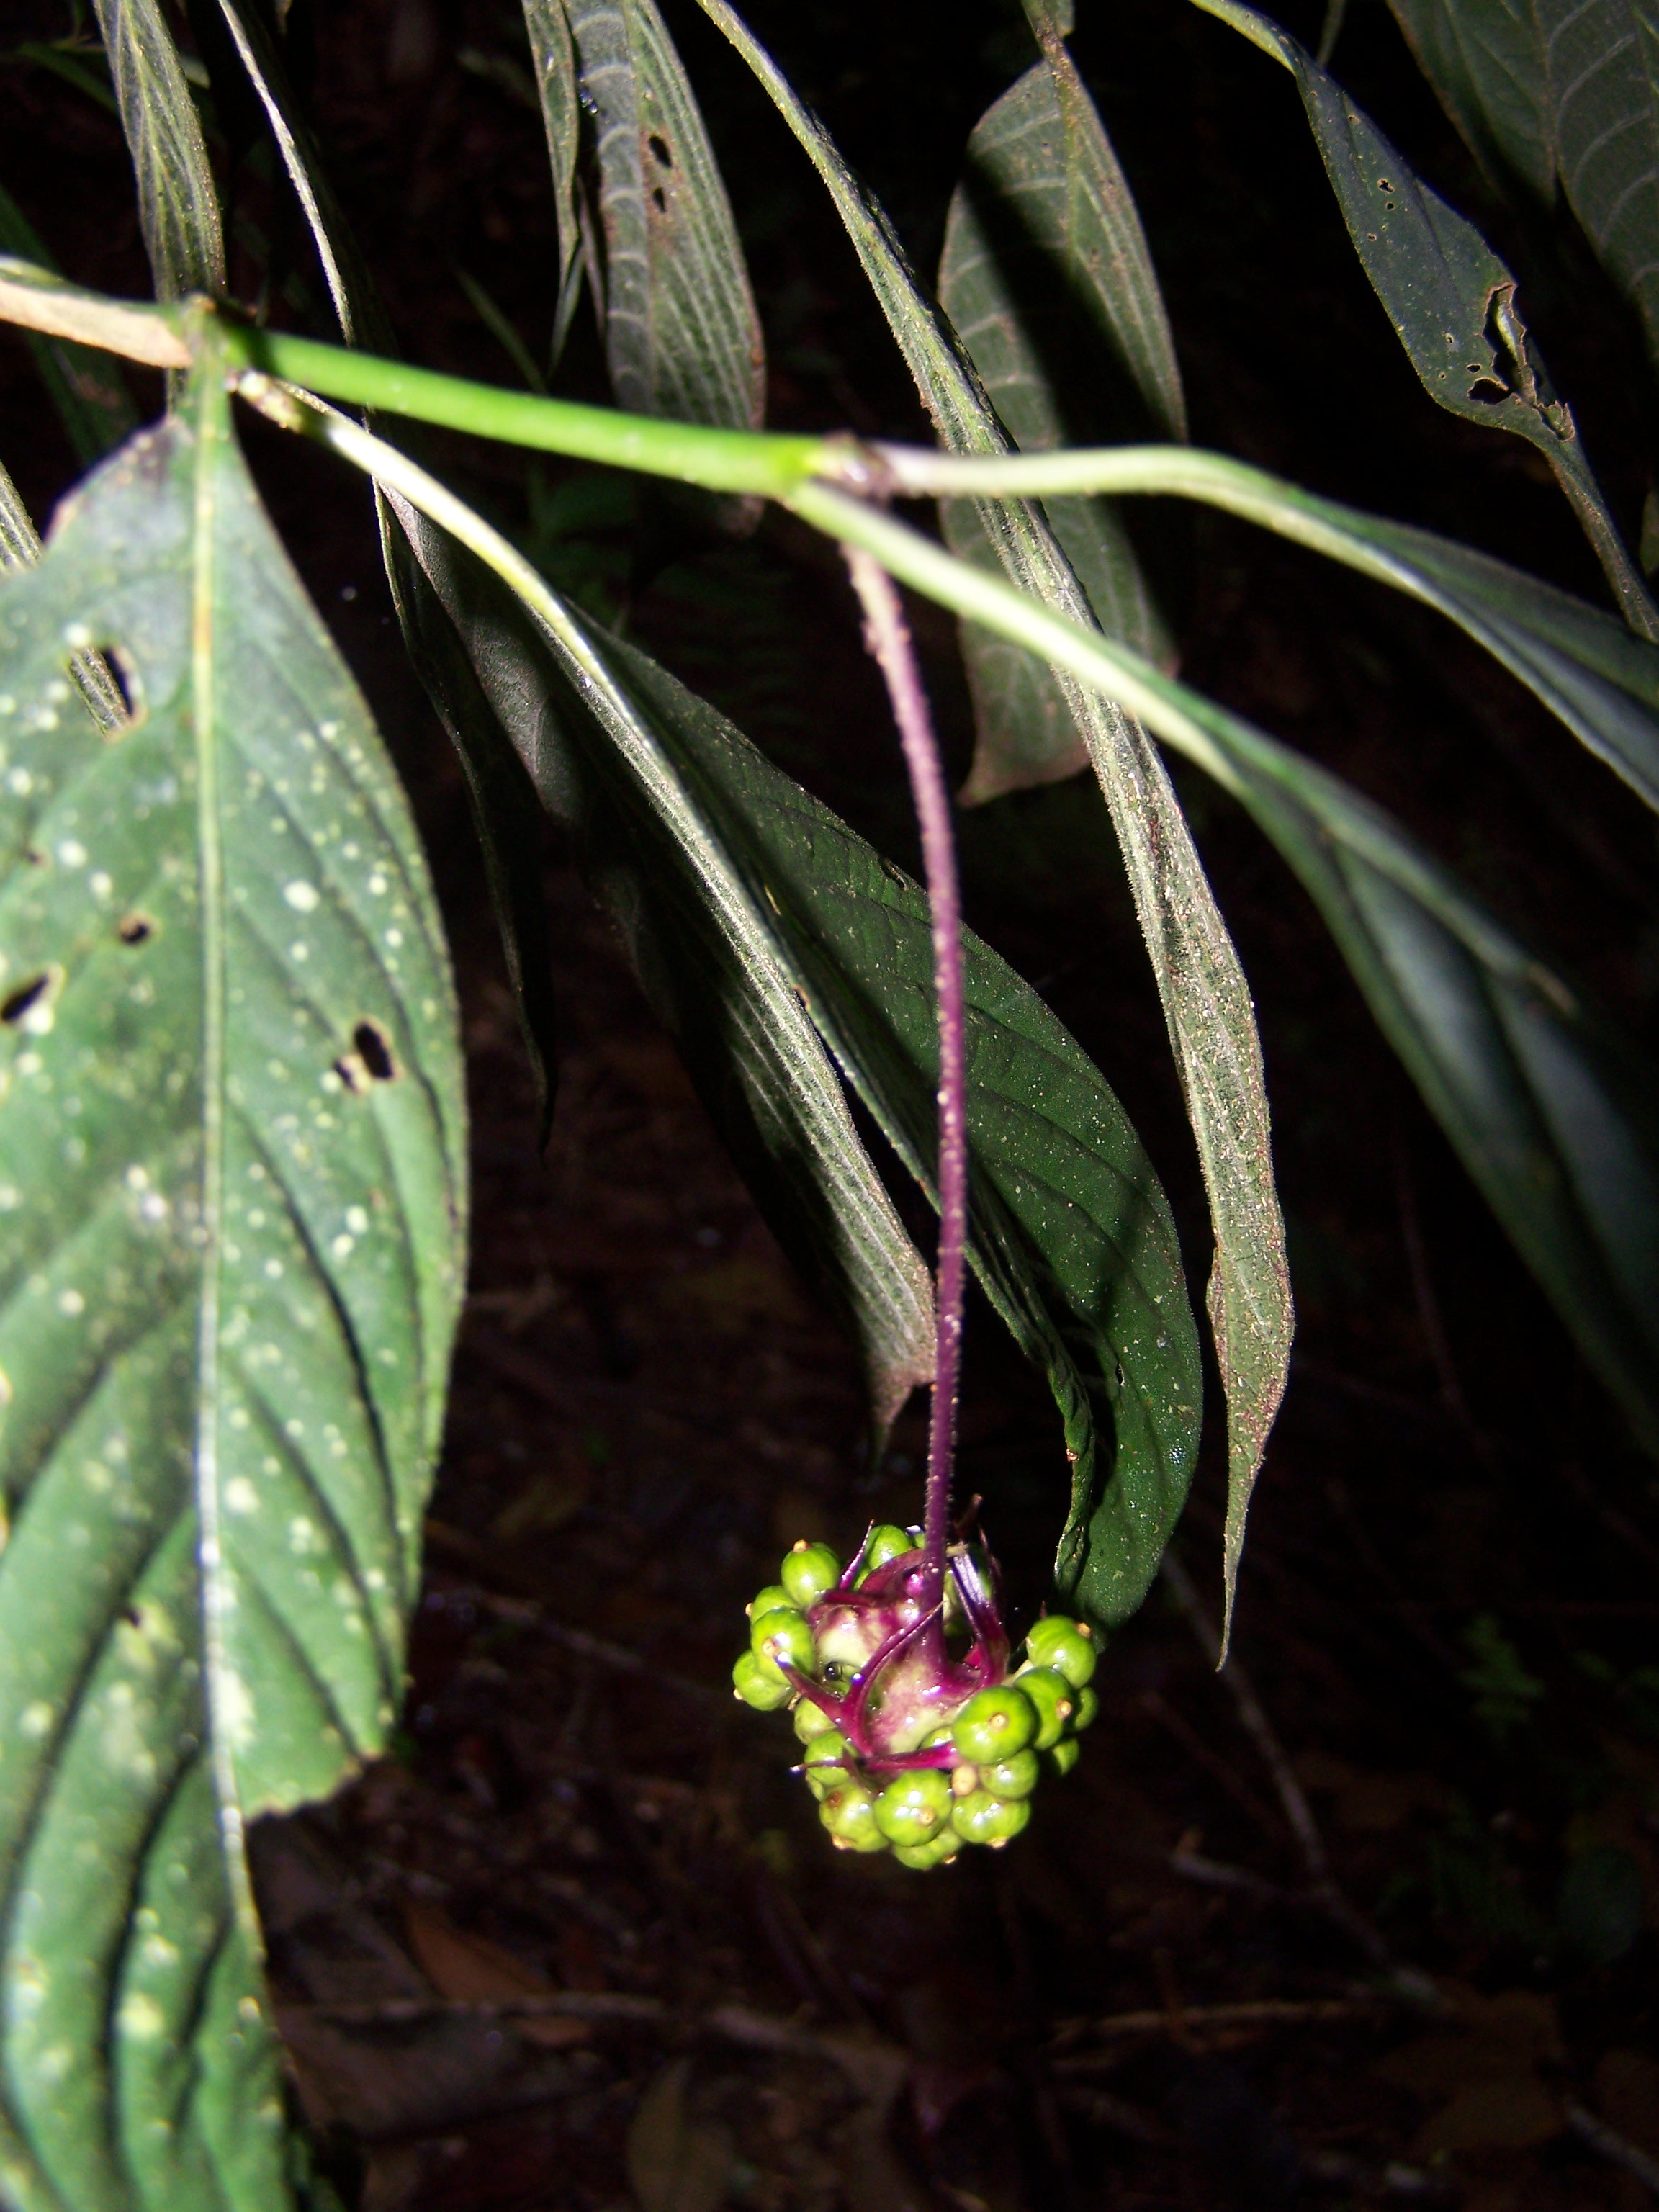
[390, 492, 1200, 1619]
[696, 0, 1289, 1630]
[1191, 0, 1659, 639]
[939, 52, 1182, 801]
[1387, 0, 1659, 377]
[0, 382, 465, 2209]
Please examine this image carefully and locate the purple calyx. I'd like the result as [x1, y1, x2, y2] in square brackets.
[781, 1537, 1010, 1775]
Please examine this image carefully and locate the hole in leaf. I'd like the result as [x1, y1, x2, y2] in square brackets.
[103, 651, 140, 725]
[117, 912, 155, 945]
[648, 132, 673, 168]
[352, 1019, 397, 1081]
[1466, 377, 1512, 406]
[651, 186, 667, 212]
[1, 974, 50, 1024]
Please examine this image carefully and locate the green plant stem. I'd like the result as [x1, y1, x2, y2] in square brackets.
[217, 324, 833, 496]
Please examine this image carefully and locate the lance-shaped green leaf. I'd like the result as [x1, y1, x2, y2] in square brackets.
[564, 0, 764, 439]
[796, 482, 1659, 1467]
[0, 374, 464, 2210]
[1190, 0, 1659, 641]
[887, 441, 1659, 816]
[1386, 1, 1659, 382]
[521, 0, 588, 369]
[0, 186, 136, 468]
[694, 0, 1288, 1637]
[370, 466, 937, 1437]
[211, 0, 561, 1136]
[91, 0, 225, 304]
[939, 50, 1184, 801]
[359, 428, 1199, 1619]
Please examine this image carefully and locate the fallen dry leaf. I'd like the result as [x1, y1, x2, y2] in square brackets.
[627, 2057, 735, 2212]
[403, 1902, 593, 2049]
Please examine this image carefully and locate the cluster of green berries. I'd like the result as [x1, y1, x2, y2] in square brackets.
[732, 1528, 1098, 1868]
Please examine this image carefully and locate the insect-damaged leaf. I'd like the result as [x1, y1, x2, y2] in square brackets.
[210, 0, 562, 1139]
[392, 497, 1200, 1621]
[696, 0, 1288, 1633]
[1386, 0, 1659, 385]
[1190, 0, 1659, 639]
[939, 49, 1184, 802]
[563, 0, 765, 439]
[0, 380, 465, 2211]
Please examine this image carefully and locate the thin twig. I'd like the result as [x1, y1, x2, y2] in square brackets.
[842, 549, 966, 1573]
[1160, 1554, 1331, 1883]
[1566, 2102, 1659, 2195]
[276, 1992, 907, 2097]
[1049, 1996, 1388, 2064]
[1161, 1552, 1398, 1972]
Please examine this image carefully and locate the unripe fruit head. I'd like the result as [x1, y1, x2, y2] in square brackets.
[1048, 1737, 1082, 1776]
[1072, 1683, 1100, 1732]
[781, 1541, 841, 1607]
[951, 1790, 1032, 1846]
[751, 1606, 815, 1679]
[951, 1683, 1038, 1763]
[894, 1828, 961, 1871]
[733, 1648, 793, 1710]
[820, 1782, 886, 1851]
[1012, 1665, 1074, 1749]
[793, 1696, 840, 1744]
[747, 1584, 791, 1622]
[980, 1747, 1040, 1799]
[874, 1768, 953, 1846]
[1023, 1615, 1097, 1688]
[802, 1729, 853, 1797]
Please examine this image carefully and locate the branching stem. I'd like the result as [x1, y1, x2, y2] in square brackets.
[842, 551, 966, 1580]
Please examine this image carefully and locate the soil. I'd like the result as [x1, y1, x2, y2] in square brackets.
[1, 0, 1657, 2207]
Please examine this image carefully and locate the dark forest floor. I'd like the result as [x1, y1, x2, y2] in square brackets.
[1, 0, 1658, 2205]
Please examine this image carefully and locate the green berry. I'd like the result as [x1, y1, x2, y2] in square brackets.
[855, 1524, 917, 1583]
[793, 1696, 840, 1744]
[951, 1684, 1038, 1763]
[1023, 1615, 1097, 1688]
[1048, 1737, 1082, 1776]
[732, 1650, 791, 1711]
[820, 1782, 886, 1852]
[893, 1829, 961, 1871]
[951, 1790, 1032, 1847]
[980, 1748, 1040, 1800]
[802, 1729, 853, 1797]
[751, 1606, 815, 1679]
[747, 1584, 791, 1623]
[781, 1541, 841, 1607]
[1071, 1683, 1099, 1732]
[1012, 1665, 1074, 1750]
[873, 1768, 953, 1847]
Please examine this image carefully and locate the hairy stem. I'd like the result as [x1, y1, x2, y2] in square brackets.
[842, 551, 966, 1578]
